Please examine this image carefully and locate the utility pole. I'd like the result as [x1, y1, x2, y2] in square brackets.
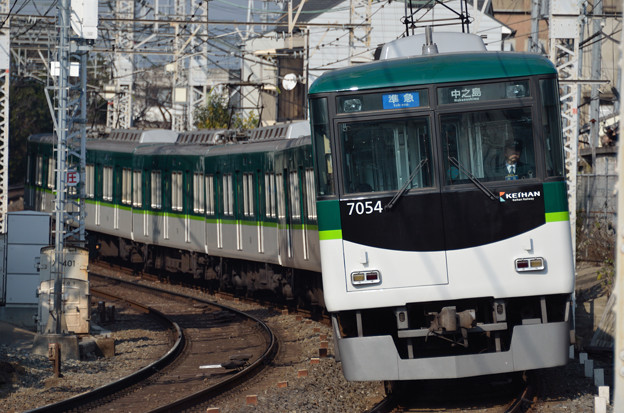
[548, 0, 580, 262]
[529, 0, 541, 53]
[106, 0, 134, 129]
[0, 0, 9, 233]
[615, 22, 624, 406]
[589, 0, 602, 169]
[36, 0, 91, 340]
[188, 0, 210, 130]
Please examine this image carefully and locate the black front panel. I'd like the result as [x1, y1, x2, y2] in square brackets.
[442, 183, 545, 250]
[339, 183, 546, 252]
[339, 193, 445, 251]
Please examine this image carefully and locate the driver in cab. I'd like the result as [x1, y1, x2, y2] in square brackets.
[498, 139, 533, 180]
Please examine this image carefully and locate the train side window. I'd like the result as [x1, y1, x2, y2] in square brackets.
[540, 78, 565, 177]
[86, 164, 95, 198]
[47, 157, 55, 189]
[172, 171, 183, 212]
[121, 168, 132, 205]
[265, 173, 277, 218]
[305, 168, 317, 220]
[243, 173, 254, 217]
[223, 174, 234, 216]
[132, 170, 142, 207]
[289, 171, 301, 219]
[205, 174, 214, 215]
[103, 166, 113, 201]
[35, 156, 43, 186]
[193, 173, 205, 214]
[310, 98, 334, 196]
[276, 173, 285, 219]
[151, 170, 162, 209]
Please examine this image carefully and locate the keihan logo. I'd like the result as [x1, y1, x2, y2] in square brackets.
[499, 190, 541, 203]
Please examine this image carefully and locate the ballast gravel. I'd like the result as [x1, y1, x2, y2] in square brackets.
[0, 269, 614, 412]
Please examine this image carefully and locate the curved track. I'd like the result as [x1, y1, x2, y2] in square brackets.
[27, 273, 277, 413]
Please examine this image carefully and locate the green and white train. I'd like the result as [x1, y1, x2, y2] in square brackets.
[27, 32, 575, 384]
[26, 123, 324, 306]
[307, 32, 574, 382]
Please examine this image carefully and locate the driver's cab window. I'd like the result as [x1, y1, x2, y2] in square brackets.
[442, 107, 536, 184]
[339, 117, 433, 194]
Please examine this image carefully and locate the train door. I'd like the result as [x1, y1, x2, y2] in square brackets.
[204, 174, 215, 253]
[235, 171, 243, 251]
[288, 168, 304, 261]
[276, 171, 290, 265]
[303, 167, 317, 261]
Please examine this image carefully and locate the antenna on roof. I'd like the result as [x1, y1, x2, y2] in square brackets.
[422, 26, 439, 55]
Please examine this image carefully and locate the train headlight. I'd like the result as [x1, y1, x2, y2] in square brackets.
[515, 257, 545, 272]
[351, 270, 381, 285]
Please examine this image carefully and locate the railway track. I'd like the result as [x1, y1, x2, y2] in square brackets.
[27, 272, 277, 413]
[366, 372, 537, 413]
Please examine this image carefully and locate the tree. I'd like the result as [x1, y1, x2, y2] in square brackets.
[9, 77, 53, 185]
[194, 89, 258, 130]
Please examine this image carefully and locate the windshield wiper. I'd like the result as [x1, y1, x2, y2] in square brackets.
[447, 156, 498, 202]
[385, 158, 428, 211]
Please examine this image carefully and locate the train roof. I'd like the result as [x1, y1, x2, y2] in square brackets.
[308, 52, 557, 95]
[134, 136, 310, 157]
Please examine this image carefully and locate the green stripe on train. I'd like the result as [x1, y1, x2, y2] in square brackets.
[319, 230, 342, 240]
[545, 211, 569, 222]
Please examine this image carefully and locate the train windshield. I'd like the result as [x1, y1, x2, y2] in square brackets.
[339, 117, 433, 194]
[441, 107, 535, 184]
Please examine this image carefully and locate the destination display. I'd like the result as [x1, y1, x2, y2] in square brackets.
[337, 89, 428, 113]
[438, 80, 530, 104]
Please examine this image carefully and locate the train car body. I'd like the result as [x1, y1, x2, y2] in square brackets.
[25, 123, 323, 305]
[308, 33, 574, 381]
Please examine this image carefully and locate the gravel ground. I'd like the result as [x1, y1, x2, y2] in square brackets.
[0, 264, 616, 412]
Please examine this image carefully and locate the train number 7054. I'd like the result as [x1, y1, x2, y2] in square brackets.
[346, 201, 383, 215]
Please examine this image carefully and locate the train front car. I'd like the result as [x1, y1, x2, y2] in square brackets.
[308, 34, 574, 382]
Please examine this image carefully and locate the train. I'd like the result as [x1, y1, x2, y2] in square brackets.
[308, 32, 574, 383]
[26, 31, 575, 386]
[26, 123, 324, 307]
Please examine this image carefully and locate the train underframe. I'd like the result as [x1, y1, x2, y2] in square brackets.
[89, 231, 325, 309]
[332, 294, 571, 381]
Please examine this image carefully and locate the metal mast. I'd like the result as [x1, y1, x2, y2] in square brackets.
[188, 0, 210, 130]
[0, 0, 9, 233]
[171, 0, 187, 131]
[47, 0, 89, 334]
[548, 0, 580, 261]
[106, 0, 134, 129]
[348, 0, 372, 64]
[615, 20, 624, 407]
